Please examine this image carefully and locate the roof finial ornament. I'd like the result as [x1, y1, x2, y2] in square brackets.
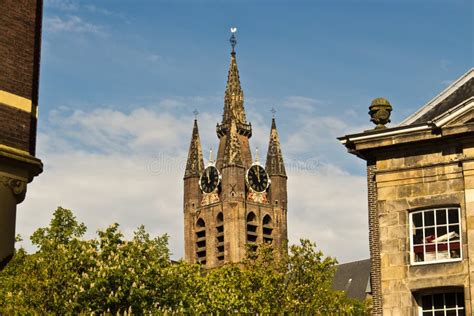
[369, 97, 392, 129]
[271, 107, 276, 118]
[255, 147, 260, 163]
[230, 27, 237, 53]
[193, 109, 199, 120]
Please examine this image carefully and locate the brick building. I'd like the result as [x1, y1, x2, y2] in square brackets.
[183, 32, 288, 268]
[0, 0, 43, 267]
[339, 68, 474, 315]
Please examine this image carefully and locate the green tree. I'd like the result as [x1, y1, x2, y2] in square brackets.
[0, 207, 367, 314]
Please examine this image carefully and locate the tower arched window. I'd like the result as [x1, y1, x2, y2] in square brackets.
[216, 212, 224, 262]
[246, 212, 258, 251]
[262, 214, 273, 244]
[196, 218, 206, 264]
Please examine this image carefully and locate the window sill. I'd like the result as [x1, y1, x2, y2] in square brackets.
[410, 258, 462, 266]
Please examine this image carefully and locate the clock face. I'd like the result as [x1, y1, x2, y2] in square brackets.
[246, 165, 269, 193]
[199, 166, 220, 193]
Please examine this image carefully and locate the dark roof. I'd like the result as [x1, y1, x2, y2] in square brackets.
[412, 78, 474, 124]
[332, 259, 370, 300]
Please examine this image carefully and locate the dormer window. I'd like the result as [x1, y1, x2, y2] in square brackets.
[409, 207, 462, 265]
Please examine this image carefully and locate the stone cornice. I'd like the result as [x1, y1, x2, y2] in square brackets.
[339, 123, 474, 160]
[0, 145, 42, 181]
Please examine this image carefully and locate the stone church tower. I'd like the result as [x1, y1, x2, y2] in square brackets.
[183, 32, 288, 268]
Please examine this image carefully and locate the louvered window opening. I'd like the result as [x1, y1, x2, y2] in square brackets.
[216, 213, 224, 261]
[196, 218, 206, 265]
[263, 214, 273, 244]
[246, 212, 258, 251]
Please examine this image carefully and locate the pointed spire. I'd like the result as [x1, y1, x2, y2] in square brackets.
[184, 119, 205, 178]
[223, 120, 243, 167]
[222, 48, 246, 125]
[265, 118, 286, 177]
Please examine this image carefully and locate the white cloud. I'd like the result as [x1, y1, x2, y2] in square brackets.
[147, 54, 162, 63]
[47, 107, 195, 154]
[45, 0, 79, 11]
[44, 15, 103, 34]
[284, 114, 369, 156]
[287, 169, 368, 263]
[17, 103, 369, 263]
[281, 96, 322, 113]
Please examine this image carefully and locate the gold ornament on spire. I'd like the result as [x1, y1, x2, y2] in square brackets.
[230, 27, 237, 53]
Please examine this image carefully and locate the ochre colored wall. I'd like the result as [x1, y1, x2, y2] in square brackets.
[373, 138, 474, 315]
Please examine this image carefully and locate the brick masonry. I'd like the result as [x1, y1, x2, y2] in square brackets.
[367, 161, 382, 315]
[0, 104, 34, 152]
[0, 0, 42, 155]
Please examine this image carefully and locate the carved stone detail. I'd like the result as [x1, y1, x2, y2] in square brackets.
[201, 191, 220, 206]
[0, 175, 27, 203]
[247, 191, 268, 204]
[369, 97, 392, 129]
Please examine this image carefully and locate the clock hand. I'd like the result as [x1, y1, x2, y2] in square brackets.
[206, 168, 210, 184]
[256, 167, 260, 182]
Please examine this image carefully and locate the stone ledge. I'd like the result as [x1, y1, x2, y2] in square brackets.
[0, 144, 42, 181]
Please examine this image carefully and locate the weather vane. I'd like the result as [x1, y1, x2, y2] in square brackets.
[271, 107, 276, 118]
[230, 27, 237, 53]
[193, 109, 199, 119]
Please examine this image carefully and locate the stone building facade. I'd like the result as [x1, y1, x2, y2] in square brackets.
[340, 68, 474, 315]
[0, 1, 43, 268]
[183, 36, 288, 269]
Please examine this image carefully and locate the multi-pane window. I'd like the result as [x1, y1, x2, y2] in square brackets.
[419, 291, 465, 316]
[410, 207, 461, 264]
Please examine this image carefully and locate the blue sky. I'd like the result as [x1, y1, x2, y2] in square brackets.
[18, 0, 473, 262]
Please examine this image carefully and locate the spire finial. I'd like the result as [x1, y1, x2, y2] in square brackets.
[209, 148, 214, 164]
[271, 107, 276, 118]
[193, 109, 199, 120]
[230, 27, 237, 53]
[255, 147, 259, 163]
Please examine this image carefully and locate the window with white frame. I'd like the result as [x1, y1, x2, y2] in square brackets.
[418, 290, 465, 316]
[410, 207, 461, 264]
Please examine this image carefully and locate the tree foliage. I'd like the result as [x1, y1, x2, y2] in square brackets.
[0, 207, 367, 314]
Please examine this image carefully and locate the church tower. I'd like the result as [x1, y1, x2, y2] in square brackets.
[183, 30, 288, 268]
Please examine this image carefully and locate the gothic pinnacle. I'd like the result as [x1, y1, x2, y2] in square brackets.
[184, 119, 205, 178]
[265, 117, 286, 177]
[223, 120, 243, 167]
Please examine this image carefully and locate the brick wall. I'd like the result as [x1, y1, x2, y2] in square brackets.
[0, 105, 32, 152]
[0, 0, 42, 155]
[367, 161, 382, 315]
